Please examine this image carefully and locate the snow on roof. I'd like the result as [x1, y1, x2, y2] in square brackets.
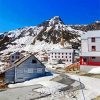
[81, 30, 100, 39]
[80, 52, 100, 56]
[49, 48, 74, 53]
[0, 61, 4, 65]
[2, 53, 45, 73]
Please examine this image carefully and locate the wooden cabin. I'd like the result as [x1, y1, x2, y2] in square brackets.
[2, 54, 46, 83]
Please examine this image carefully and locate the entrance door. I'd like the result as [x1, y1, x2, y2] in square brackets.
[15, 68, 25, 82]
[83, 58, 88, 65]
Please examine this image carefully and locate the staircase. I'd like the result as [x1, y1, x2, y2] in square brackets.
[65, 62, 80, 72]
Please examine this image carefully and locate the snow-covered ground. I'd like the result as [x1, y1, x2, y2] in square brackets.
[8, 74, 59, 88]
[34, 81, 67, 94]
[0, 73, 100, 100]
[0, 74, 68, 100]
[0, 61, 3, 65]
[88, 67, 100, 74]
[67, 74, 100, 100]
[45, 63, 72, 70]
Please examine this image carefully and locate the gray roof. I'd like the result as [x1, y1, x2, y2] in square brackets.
[4, 54, 32, 72]
[3, 54, 45, 73]
[81, 30, 100, 39]
[49, 48, 74, 53]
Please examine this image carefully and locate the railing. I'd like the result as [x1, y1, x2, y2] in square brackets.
[65, 62, 80, 72]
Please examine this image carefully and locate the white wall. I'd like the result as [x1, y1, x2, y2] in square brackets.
[81, 39, 88, 52]
[48, 52, 74, 63]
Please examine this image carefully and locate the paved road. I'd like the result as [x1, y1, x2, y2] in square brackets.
[0, 68, 85, 100]
[50, 68, 85, 91]
[0, 84, 50, 100]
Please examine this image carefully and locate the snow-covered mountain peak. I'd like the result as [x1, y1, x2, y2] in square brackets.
[0, 16, 83, 56]
[49, 16, 64, 26]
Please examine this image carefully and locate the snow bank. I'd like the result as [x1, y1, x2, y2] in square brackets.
[8, 74, 58, 88]
[88, 67, 100, 74]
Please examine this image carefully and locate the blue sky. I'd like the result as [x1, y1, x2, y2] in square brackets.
[0, 0, 100, 32]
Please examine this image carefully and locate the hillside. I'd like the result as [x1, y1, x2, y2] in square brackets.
[0, 16, 83, 56]
[70, 21, 100, 31]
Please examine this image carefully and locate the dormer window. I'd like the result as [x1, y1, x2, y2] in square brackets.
[91, 37, 95, 42]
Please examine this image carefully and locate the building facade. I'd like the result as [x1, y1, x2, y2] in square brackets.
[48, 49, 75, 64]
[4, 54, 46, 83]
[9, 52, 23, 64]
[80, 30, 100, 72]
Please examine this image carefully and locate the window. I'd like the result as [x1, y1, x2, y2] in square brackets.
[62, 56, 63, 58]
[17, 69, 23, 73]
[12, 56, 14, 59]
[11, 60, 14, 62]
[58, 56, 60, 58]
[59, 53, 60, 55]
[92, 46, 96, 51]
[55, 53, 56, 55]
[91, 37, 95, 42]
[66, 56, 67, 58]
[32, 59, 37, 63]
[66, 53, 67, 55]
[28, 68, 33, 73]
[24, 68, 27, 73]
[16, 56, 19, 59]
[67, 60, 68, 62]
[55, 56, 56, 58]
[92, 57, 96, 59]
[16, 52, 20, 55]
[69, 53, 71, 55]
[69, 56, 71, 58]
[83, 58, 87, 62]
[37, 68, 43, 73]
[70, 60, 71, 62]
[62, 53, 63, 55]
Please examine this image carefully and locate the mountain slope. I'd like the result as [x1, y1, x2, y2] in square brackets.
[0, 16, 83, 55]
[70, 21, 100, 31]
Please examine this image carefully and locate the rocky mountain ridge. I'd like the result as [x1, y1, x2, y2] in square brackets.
[0, 16, 82, 53]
